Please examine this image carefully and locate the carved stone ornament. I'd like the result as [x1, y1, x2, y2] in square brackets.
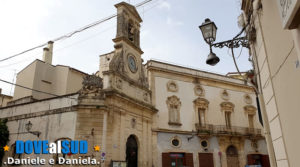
[251, 139, 258, 151]
[166, 96, 182, 125]
[220, 102, 235, 112]
[109, 50, 125, 74]
[79, 74, 104, 98]
[138, 65, 149, 88]
[244, 94, 253, 104]
[116, 78, 123, 89]
[194, 84, 205, 96]
[143, 92, 149, 102]
[193, 97, 209, 109]
[167, 80, 178, 92]
[131, 118, 136, 129]
[244, 105, 257, 115]
[221, 90, 230, 101]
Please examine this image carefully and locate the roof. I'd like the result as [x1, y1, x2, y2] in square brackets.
[146, 59, 255, 89]
[17, 59, 89, 76]
[115, 2, 143, 22]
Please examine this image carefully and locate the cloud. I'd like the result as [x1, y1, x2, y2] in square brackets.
[158, 1, 171, 10]
[166, 17, 183, 26]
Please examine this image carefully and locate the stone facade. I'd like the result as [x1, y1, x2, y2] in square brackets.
[147, 60, 269, 167]
[241, 0, 300, 166]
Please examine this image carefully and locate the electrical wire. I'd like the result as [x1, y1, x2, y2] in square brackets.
[0, 0, 153, 63]
[0, 78, 77, 100]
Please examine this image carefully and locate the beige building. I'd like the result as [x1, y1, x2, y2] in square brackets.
[0, 89, 12, 107]
[241, 0, 300, 167]
[146, 60, 269, 167]
[13, 58, 87, 101]
[0, 2, 271, 167]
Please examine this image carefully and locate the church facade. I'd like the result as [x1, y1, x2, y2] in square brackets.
[0, 2, 269, 167]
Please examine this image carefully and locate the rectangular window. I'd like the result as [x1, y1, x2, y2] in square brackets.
[248, 114, 254, 129]
[198, 108, 205, 126]
[225, 111, 231, 128]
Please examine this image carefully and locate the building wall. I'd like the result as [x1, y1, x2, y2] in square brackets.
[154, 76, 260, 131]
[147, 60, 268, 167]
[244, 0, 300, 166]
[0, 94, 78, 167]
[13, 61, 37, 100]
[0, 89, 12, 107]
[13, 60, 86, 101]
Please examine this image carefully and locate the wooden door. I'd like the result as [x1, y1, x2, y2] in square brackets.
[198, 153, 214, 167]
[185, 153, 194, 167]
[261, 155, 270, 167]
[226, 145, 239, 167]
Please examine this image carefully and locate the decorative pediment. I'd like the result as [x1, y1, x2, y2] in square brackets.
[220, 102, 235, 112]
[115, 2, 142, 22]
[166, 96, 181, 108]
[244, 105, 257, 115]
[194, 97, 209, 109]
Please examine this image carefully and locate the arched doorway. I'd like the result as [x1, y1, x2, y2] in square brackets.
[226, 145, 239, 167]
[126, 135, 138, 167]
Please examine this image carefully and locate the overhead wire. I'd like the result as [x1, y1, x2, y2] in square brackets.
[0, 0, 153, 63]
[0, 78, 78, 100]
[0, 0, 166, 98]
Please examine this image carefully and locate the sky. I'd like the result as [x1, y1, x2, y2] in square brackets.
[0, 0, 252, 96]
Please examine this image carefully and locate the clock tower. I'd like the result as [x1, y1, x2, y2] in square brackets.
[100, 1, 151, 103]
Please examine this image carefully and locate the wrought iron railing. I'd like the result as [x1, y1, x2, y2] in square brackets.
[195, 123, 262, 136]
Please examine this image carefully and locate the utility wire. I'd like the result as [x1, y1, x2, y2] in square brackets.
[0, 0, 153, 63]
[0, 79, 77, 100]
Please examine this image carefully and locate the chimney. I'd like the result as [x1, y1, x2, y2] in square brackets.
[42, 41, 54, 64]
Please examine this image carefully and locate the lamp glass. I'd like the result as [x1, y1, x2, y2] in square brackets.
[199, 19, 217, 44]
[25, 121, 32, 131]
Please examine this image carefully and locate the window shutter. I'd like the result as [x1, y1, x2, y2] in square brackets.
[261, 155, 270, 167]
[162, 153, 170, 167]
[185, 153, 194, 167]
[199, 153, 214, 167]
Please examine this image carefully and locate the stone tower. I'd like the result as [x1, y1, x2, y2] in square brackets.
[94, 2, 157, 166]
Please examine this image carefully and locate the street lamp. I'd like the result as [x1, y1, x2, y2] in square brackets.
[199, 18, 219, 66]
[199, 18, 249, 66]
[25, 121, 41, 138]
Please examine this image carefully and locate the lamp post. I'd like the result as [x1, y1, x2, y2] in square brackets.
[25, 121, 41, 138]
[199, 18, 249, 66]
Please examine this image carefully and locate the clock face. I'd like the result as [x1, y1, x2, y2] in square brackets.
[128, 54, 137, 73]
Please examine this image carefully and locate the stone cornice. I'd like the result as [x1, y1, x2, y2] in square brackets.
[103, 89, 158, 113]
[102, 70, 151, 92]
[3, 106, 76, 122]
[113, 37, 143, 54]
[146, 61, 255, 91]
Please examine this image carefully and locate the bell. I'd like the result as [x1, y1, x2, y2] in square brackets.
[206, 52, 220, 66]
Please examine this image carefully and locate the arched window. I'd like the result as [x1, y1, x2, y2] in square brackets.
[166, 96, 181, 125]
[128, 20, 135, 42]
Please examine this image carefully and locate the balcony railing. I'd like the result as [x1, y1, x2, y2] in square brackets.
[195, 123, 262, 136]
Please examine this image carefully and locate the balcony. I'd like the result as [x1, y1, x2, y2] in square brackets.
[195, 123, 262, 137]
